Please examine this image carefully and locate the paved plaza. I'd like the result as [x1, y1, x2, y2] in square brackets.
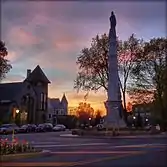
[1, 132, 167, 167]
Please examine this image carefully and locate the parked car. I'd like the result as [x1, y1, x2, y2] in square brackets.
[36, 123, 53, 132]
[28, 124, 37, 132]
[36, 124, 46, 132]
[53, 124, 66, 131]
[0, 124, 20, 134]
[19, 124, 31, 133]
[43, 123, 53, 132]
[19, 124, 37, 133]
[96, 124, 105, 131]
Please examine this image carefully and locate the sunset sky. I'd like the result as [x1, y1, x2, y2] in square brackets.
[1, 0, 166, 114]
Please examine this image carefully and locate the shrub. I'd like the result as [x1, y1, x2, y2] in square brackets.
[0, 138, 35, 155]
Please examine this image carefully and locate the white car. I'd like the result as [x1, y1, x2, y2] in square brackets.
[53, 124, 66, 131]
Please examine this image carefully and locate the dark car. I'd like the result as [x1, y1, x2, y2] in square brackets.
[19, 124, 37, 133]
[43, 123, 53, 132]
[36, 123, 53, 132]
[28, 124, 37, 132]
[36, 124, 46, 132]
[19, 124, 31, 133]
[0, 124, 20, 134]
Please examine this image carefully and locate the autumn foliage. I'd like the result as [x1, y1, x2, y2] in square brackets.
[76, 102, 103, 123]
[126, 102, 132, 112]
[76, 102, 94, 120]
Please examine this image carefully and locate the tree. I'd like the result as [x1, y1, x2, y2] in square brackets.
[131, 38, 167, 130]
[118, 34, 143, 117]
[74, 34, 108, 92]
[74, 33, 142, 121]
[0, 40, 12, 81]
[94, 109, 102, 125]
[126, 102, 132, 112]
[76, 102, 94, 124]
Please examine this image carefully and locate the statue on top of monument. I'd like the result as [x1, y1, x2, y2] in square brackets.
[110, 11, 116, 28]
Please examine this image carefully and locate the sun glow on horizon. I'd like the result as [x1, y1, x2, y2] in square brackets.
[48, 88, 132, 116]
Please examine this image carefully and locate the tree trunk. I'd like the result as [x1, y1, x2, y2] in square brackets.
[122, 91, 128, 124]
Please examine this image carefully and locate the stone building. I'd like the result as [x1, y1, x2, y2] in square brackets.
[0, 65, 50, 125]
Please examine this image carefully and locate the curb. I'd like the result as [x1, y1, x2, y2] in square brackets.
[60, 133, 167, 140]
[1, 151, 51, 162]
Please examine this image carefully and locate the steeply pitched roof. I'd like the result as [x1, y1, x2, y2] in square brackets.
[0, 82, 25, 101]
[24, 65, 50, 84]
[61, 93, 68, 104]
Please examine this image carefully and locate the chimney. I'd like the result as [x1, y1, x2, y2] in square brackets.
[27, 69, 31, 78]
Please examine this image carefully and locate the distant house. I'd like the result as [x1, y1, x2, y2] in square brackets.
[47, 94, 68, 123]
[132, 103, 152, 117]
[0, 65, 50, 125]
[132, 103, 152, 125]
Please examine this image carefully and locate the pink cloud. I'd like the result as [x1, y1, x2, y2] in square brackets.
[7, 27, 40, 46]
[7, 51, 18, 62]
[29, 50, 76, 72]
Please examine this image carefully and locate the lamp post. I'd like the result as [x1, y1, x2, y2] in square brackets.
[15, 108, 20, 125]
[89, 117, 92, 126]
[12, 108, 20, 141]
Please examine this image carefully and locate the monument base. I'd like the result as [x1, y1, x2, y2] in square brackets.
[104, 100, 126, 129]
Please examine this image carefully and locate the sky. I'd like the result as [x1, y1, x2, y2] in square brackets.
[1, 0, 166, 114]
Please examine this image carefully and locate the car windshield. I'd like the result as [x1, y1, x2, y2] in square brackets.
[38, 124, 44, 127]
[45, 123, 52, 126]
[0, 124, 11, 128]
[56, 125, 64, 127]
[21, 125, 28, 128]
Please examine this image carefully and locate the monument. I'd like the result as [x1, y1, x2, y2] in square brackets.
[104, 11, 126, 132]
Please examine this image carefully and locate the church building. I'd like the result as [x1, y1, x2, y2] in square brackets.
[0, 65, 50, 125]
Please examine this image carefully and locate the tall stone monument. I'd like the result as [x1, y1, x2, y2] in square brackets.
[105, 11, 126, 130]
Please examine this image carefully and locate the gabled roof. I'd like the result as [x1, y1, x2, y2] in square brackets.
[0, 82, 25, 101]
[24, 65, 50, 84]
[61, 93, 68, 104]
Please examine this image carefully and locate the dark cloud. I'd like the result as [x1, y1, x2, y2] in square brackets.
[44, 1, 166, 24]
[2, 1, 166, 25]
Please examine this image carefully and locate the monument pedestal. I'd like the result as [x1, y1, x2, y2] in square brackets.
[104, 101, 126, 129]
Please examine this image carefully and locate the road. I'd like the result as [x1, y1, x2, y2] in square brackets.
[1, 131, 167, 167]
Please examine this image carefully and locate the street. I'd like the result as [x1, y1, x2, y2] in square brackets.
[1, 131, 167, 167]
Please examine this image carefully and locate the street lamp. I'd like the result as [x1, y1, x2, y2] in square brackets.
[133, 116, 136, 120]
[89, 117, 92, 126]
[16, 109, 20, 114]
